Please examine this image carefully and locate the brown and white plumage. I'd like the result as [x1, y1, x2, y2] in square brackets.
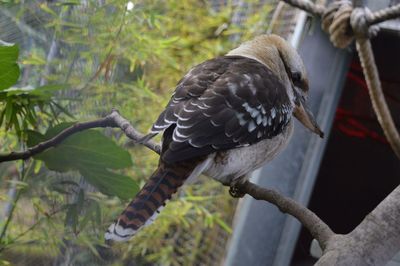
[105, 34, 323, 242]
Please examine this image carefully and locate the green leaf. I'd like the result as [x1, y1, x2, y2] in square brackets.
[39, 3, 58, 17]
[0, 108, 5, 127]
[51, 101, 75, 119]
[26, 124, 137, 199]
[4, 100, 12, 128]
[0, 45, 20, 91]
[6, 180, 29, 189]
[80, 167, 139, 200]
[27, 123, 133, 172]
[26, 130, 46, 147]
[4, 84, 65, 99]
[56, 0, 81, 6]
[214, 216, 232, 234]
[42, 122, 74, 140]
[21, 53, 46, 66]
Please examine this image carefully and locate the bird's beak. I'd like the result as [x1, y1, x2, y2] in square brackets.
[293, 94, 324, 138]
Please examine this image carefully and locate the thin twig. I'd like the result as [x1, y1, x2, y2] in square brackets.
[108, 110, 161, 154]
[0, 207, 64, 253]
[0, 161, 33, 244]
[80, 6, 127, 90]
[0, 110, 332, 250]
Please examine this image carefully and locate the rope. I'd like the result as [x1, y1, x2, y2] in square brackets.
[321, 0, 353, 48]
[281, 0, 400, 159]
[368, 4, 400, 25]
[355, 39, 400, 158]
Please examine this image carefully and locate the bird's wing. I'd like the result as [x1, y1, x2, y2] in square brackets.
[151, 56, 293, 164]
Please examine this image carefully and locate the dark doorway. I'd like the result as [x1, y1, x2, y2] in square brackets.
[291, 30, 400, 265]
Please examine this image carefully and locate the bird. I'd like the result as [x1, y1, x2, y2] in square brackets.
[105, 34, 324, 242]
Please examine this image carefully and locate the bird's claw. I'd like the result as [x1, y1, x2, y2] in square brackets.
[229, 182, 245, 198]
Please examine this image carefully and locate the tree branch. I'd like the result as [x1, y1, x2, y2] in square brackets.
[0, 117, 113, 162]
[316, 185, 400, 265]
[0, 110, 333, 251]
[107, 110, 161, 154]
[241, 181, 334, 250]
[0, 110, 160, 163]
[7, 109, 399, 264]
[3, 107, 400, 265]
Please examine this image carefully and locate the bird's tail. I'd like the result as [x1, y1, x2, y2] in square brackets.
[105, 162, 194, 242]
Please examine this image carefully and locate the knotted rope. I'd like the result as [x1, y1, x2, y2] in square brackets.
[321, 0, 354, 48]
[281, 0, 400, 159]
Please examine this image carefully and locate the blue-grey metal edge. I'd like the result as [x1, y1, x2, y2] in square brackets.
[224, 18, 352, 266]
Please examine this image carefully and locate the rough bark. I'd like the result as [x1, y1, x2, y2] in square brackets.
[1, 110, 400, 265]
[316, 185, 400, 265]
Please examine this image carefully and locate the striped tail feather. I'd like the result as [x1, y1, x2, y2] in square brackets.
[105, 163, 192, 242]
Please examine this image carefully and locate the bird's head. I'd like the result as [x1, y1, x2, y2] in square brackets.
[227, 34, 324, 138]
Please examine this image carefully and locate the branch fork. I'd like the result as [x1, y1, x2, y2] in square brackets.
[2, 1, 400, 263]
[0, 110, 333, 250]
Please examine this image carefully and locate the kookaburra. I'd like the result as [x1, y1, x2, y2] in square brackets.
[105, 34, 323, 242]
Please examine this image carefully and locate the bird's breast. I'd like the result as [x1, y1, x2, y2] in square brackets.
[204, 119, 294, 184]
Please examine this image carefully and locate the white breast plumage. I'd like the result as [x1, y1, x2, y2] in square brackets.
[203, 119, 294, 185]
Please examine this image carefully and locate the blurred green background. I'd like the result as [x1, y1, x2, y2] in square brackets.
[0, 0, 273, 265]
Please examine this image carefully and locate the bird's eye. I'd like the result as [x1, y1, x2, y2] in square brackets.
[291, 71, 301, 83]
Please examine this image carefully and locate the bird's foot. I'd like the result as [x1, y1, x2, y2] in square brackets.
[229, 179, 246, 198]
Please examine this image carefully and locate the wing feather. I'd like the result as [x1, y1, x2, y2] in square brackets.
[151, 56, 293, 163]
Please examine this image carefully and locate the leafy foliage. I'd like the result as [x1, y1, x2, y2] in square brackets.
[0, 0, 272, 265]
[26, 123, 138, 200]
[27, 123, 132, 171]
[0, 44, 68, 135]
[0, 45, 19, 91]
[0, 85, 68, 135]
